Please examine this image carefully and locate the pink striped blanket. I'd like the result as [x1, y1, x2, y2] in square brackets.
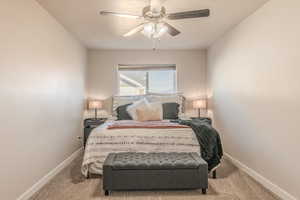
[107, 120, 189, 130]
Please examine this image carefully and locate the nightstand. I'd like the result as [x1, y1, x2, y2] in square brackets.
[84, 118, 107, 148]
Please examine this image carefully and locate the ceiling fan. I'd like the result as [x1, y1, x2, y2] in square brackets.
[100, 0, 210, 39]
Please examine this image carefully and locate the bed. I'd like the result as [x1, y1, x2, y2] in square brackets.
[82, 94, 222, 177]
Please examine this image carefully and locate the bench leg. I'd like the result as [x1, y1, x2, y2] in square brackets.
[202, 188, 207, 194]
[213, 170, 217, 179]
[104, 190, 109, 196]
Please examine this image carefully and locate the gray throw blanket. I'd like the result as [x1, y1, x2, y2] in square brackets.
[173, 118, 223, 172]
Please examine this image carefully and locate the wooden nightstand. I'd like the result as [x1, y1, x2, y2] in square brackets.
[84, 118, 107, 148]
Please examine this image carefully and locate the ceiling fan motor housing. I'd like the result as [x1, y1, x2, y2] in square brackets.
[143, 6, 166, 21]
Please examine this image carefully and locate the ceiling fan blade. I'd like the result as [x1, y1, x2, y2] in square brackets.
[167, 9, 210, 20]
[150, 0, 167, 13]
[100, 11, 142, 19]
[123, 24, 145, 37]
[164, 23, 180, 36]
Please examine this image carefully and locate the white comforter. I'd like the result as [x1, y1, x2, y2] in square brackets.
[81, 121, 201, 176]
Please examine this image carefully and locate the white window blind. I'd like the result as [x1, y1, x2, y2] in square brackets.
[118, 65, 177, 96]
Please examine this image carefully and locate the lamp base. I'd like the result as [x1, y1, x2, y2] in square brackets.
[94, 109, 98, 120]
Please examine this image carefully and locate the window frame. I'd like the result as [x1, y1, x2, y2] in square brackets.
[117, 64, 177, 96]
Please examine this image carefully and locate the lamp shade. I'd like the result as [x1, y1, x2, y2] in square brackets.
[88, 100, 102, 110]
[193, 99, 207, 109]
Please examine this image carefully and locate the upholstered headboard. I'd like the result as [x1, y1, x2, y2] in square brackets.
[112, 93, 186, 116]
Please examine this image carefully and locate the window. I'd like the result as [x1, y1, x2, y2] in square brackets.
[118, 65, 177, 96]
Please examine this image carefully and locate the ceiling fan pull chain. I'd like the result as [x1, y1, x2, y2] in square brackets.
[152, 38, 157, 51]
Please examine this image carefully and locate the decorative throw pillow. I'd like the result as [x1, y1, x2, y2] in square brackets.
[116, 103, 133, 120]
[136, 106, 163, 121]
[126, 98, 149, 120]
[148, 102, 163, 119]
[162, 103, 180, 119]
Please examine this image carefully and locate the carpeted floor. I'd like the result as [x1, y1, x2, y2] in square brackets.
[29, 154, 280, 200]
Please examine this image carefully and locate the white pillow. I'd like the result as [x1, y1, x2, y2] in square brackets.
[147, 102, 163, 120]
[126, 98, 149, 120]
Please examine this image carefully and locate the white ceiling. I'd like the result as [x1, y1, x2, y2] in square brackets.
[37, 0, 269, 50]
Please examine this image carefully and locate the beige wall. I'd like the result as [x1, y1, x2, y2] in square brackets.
[87, 50, 206, 115]
[0, 1, 86, 200]
[207, 0, 300, 199]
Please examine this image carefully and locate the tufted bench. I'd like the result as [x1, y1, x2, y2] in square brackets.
[103, 152, 208, 196]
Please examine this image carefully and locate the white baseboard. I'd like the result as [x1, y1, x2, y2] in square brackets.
[17, 148, 83, 200]
[225, 153, 297, 200]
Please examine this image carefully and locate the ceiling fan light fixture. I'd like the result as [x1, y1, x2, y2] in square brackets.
[142, 22, 168, 38]
[155, 23, 168, 38]
[143, 22, 155, 34]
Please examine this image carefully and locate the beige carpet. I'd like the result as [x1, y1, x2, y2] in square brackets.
[29, 154, 280, 200]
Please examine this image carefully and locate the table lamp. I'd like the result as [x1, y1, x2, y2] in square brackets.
[88, 100, 103, 119]
[193, 99, 207, 118]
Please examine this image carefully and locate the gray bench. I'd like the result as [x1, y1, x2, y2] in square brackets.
[103, 152, 208, 196]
